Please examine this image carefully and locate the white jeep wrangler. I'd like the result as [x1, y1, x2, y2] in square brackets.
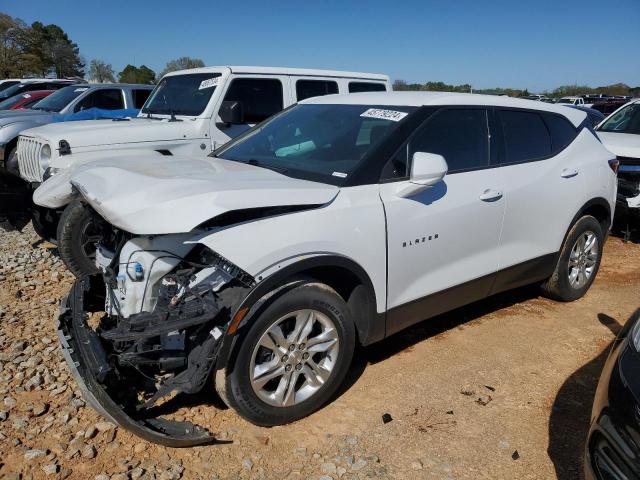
[18, 66, 389, 275]
[43, 92, 616, 445]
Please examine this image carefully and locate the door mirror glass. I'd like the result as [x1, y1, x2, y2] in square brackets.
[218, 100, 244, 125]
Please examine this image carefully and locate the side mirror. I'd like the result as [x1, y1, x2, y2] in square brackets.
[217, 100, 244, 126]
[397, 152, 448, 197]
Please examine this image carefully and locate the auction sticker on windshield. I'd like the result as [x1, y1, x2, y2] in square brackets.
[199, 78, 220, 90]
[360, 108, 408, 122]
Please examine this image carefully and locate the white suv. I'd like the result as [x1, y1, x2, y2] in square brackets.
[50, 92, 616, 446]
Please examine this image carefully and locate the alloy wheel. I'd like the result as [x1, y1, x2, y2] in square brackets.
[249, 309, 340, 407]
[568, 230, 598, 289]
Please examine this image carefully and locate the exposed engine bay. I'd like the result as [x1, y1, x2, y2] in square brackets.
[58, 233, 255, 446]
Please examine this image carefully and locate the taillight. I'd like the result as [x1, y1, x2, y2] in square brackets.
[609, 158, 620, 174]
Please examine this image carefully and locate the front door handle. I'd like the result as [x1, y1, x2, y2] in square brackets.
[479, 189, 503, 202]
[561, 168, 579, 178]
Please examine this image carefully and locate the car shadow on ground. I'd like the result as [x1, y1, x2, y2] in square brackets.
[547, 313, 621, 480]
[338, 284, 542, 397]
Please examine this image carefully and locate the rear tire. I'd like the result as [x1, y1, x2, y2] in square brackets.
[541, 215, 603, 302]
[57, 200, 102, 277]
[224, 282, 355, 426]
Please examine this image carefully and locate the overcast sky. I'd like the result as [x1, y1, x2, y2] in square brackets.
[4, 0, 639, 92]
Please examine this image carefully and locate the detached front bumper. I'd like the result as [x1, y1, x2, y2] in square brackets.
[58, 278, 218, 447]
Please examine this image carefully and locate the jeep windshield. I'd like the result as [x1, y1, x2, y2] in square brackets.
[216, 103, 416, 186]
[31, 85, 88, 112]
[598, 103, 640, 135]
[141, 73, 221, 117]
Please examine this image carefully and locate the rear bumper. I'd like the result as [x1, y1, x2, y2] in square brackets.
[58, 278, 218, 447]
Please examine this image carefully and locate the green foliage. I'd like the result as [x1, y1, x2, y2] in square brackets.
[118, 64, 156, 84]
[157, 56, 205, 80]
[0, 14, 84, 78]
[394, 79, 638, 98]
[89, 59, 115, 83]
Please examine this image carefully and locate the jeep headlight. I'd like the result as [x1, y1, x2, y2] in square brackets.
[39, 144, 51, 171]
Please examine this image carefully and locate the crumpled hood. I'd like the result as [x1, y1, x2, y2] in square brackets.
[0, 109, 55, 126]
[44, 156, 339, 235]
[597, 132, 640, 159]
[22, 117, 202, 148]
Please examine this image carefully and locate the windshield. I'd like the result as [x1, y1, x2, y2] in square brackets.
[0, 94, 27, 110]
[598, 103, 640, 134]
[0, 83, 29, 100]
[557, 98, 573, 104]
[216, 104, 416, 186]
[0, 81, 19, 93]
[141, 73, 221, 116]
[31, 85, 87, 112]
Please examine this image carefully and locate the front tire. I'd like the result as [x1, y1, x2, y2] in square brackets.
[225, 282, 355, 426]
[542, 215, 604, 301]
[57, 200, 102, 277]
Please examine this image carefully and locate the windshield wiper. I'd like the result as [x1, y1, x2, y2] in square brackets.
[245, 159, 288, 174]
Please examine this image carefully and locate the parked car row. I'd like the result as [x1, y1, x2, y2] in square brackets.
[0, 67, 636, 478]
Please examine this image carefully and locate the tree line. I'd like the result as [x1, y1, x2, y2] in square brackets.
[0, 13, 204, 84]
[393, 79, 640, 98]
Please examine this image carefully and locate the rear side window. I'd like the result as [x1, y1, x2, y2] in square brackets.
[223, 78, 283, 123]
[132, 89, 151, 109]
[542, 113, 578, 152]
[296, 80, 338, 101]
[348, 82, 387, 93]
[499, 110, 551, 164]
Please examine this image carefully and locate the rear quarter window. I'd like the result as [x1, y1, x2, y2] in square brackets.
[348, 82, 387, 93]
[499, 110, 552, 164]
[542, 113, 578, 152]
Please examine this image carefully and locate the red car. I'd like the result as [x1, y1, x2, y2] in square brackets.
[0, 90, 54, 110]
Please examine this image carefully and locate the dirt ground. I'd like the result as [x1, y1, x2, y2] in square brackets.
[0, 223, 639, 480]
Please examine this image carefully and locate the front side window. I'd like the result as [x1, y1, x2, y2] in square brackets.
[30, 85, 87, 112]
[223, 78, 284, 123]
[499, 110, 551, 163]
[296, 80, 338, 101]
[142, 73, 221, 116]
[382, 108, 489, 180]
[349, 82, 387, 93]
[75, 89, 124, 112]
[216, 104, 415, 186]
[598, 103, 640, 134]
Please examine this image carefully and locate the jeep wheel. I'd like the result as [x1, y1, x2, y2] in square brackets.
[57, 200, 102, 277]
[224, 282, 355, 426]
[541, 215, 604, 302]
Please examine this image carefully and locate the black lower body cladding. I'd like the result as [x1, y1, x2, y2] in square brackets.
[57, 275, 249, 447]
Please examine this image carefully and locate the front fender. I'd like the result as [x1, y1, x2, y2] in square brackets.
[33, 168, 76, 208]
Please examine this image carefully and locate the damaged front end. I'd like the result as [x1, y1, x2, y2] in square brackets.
[57, 235, 254, 446]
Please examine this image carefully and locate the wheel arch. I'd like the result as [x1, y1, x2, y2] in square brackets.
[571, 197, 612, 239]
[215, 255, 384, 375]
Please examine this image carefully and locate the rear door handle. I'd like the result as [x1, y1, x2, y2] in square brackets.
[479, 189, 503, 202]
[561, 168, 579, 178]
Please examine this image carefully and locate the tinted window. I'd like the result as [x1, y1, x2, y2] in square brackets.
[296, 80, 338, 101]
[348, 82, 387, 93]
[0, 81, 20, 92]
[75, 89, 124, 111]
[542, 113, 578, 151]
[132, 89, 151, 109]
[499, 110, 551, 163]
[142, 73, 221, 116]
[217, 104, 415, 186]
[223, 78, 283, 123]
[410, 109, 489, 174]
